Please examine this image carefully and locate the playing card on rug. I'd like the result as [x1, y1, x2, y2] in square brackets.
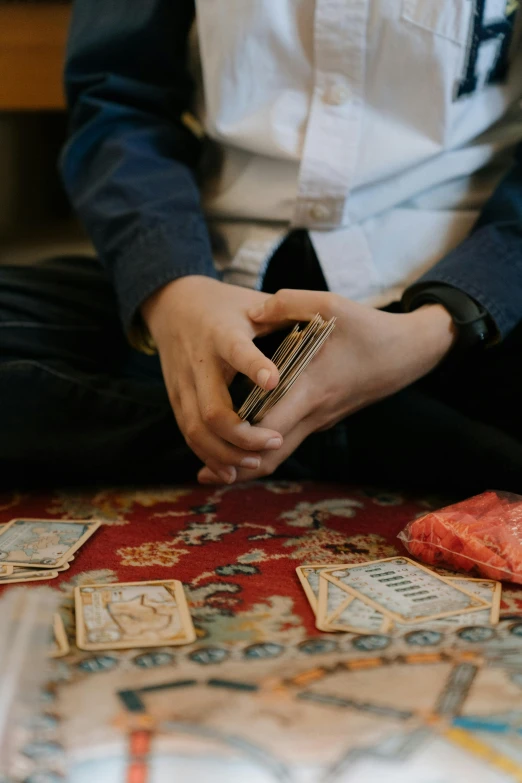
[326, 598, 392, 634]
[2, 561, 71, 580]
[317, 575, 392, 634]
[0, 518, 100, 569]
[296, 564, 333, 613]
[75, 580, 196, 651]
[322, 557, 488, 624]
[50, 613, 70, 658]
[0, 561, 70, 583]
[426, 577, 501, 629]
[317, 572, 352, 624]
[446, 577, 500, 612]
[296, 562, 362, 614]
[0, 568, 59, 584]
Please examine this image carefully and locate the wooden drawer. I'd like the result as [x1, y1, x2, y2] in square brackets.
[0, 3, 71, 110]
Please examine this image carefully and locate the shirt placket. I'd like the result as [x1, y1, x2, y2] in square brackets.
[293, 0, 369, 230]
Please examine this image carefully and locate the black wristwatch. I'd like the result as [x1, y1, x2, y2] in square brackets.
[401, 283, 498, 352]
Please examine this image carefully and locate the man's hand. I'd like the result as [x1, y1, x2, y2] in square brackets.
[142, 276, 284, 482]
[198, 288, 457, 484]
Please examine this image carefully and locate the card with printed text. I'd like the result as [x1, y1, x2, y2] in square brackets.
[75, 580, 196, 651]
[321, 557, 488, 624]
[421, 576, 500, 630]
[298, 560, 500, 634]
[317, 576, 392, 634]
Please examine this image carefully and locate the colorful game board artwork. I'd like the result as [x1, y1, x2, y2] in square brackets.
[59, 618, 522, 783]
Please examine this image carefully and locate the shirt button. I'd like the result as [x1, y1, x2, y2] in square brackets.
[324, 83, 351, 106]
[309, 203, 331, 222]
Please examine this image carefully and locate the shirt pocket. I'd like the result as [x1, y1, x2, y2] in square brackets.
[401, 0, 471, 45]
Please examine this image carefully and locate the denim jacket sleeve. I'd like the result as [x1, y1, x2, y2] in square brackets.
[60, 0, 216, 333]
[412, 139, 522, 340]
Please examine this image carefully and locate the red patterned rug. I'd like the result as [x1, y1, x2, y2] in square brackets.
[1, 480, 521, 639]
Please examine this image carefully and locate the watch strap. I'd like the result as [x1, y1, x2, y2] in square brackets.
[402, 283, 497, 351]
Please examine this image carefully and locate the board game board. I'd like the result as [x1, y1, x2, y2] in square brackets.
[56, 617, 522, 782]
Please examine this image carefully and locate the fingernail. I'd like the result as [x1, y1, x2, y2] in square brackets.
[240, 457, 261, 469]
[218, 467, 237, 484]
[257, 368, 271, 389]
[249, 305, 264, 320]
[265, 437, 282, 450]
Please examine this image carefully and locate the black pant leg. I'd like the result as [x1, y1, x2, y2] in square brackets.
[421, 319, 522, 442]
[0, 257, 197, 487]
[0, 256, 127, 371]
[278, 384, 522, 495]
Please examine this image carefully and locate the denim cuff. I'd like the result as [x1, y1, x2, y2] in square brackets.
[110, 214, 217, 333]
[415, 223, 522, 341]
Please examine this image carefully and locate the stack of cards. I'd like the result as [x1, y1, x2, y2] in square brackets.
[297, 557, 501, 635]
[238, 314, 336, 424]
[0, 518, 101, 585]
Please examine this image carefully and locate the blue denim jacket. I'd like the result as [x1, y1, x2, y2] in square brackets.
[61, 0, 522, 338]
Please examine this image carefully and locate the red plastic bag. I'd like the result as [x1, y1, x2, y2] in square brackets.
[398, 490, 522, 583]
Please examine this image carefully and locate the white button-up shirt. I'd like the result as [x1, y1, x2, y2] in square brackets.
[192, 0, 522, 306]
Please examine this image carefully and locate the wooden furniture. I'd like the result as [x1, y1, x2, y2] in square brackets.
[0, 3, 71, 110]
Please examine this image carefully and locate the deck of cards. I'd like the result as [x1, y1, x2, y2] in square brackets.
[297, 557, 502, 635]
[0, 518, 101, 584]
[238, 313, 336, 424]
